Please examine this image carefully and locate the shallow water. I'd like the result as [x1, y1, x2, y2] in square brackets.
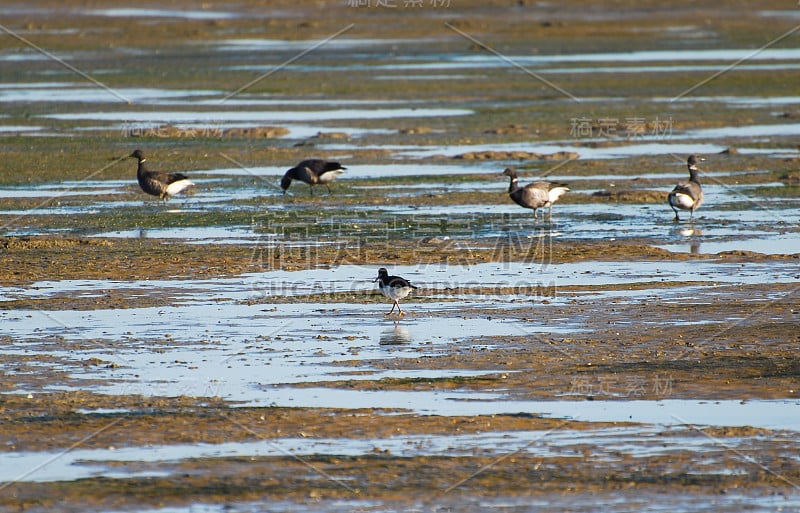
[0, 180, 128, 198]
[91, 225, 261, 244]
[5, 259, 796, 303]
[95, 495, 800, 513]
[2, 259, 796, 404]
[214, 37, 442, 52]
[658, 234, 800, 255]
[245, 389, 800, 428]
[80, 8, 241, 19]
[43, 108, 473, 123]
[346, 141, 794, 160]
[4, 421, 798, 483]
[375, 48, 800, 71]
[0, 86, 219, 104]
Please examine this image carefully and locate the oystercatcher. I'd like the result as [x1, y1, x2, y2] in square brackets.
[374, 268, 418, 316]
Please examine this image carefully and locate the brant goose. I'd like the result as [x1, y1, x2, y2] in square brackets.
[374, 268, 418, 316]
[129, 149, 194, 201]
[503, 167, 569, 219]
[281, 159, 346, 195]
[668, 155, 705, 221]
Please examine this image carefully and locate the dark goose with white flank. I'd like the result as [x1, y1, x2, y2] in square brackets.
[374, 268, 418, 316]
[129, 149, 194, 201]
[503, 167, 569, 219]
[668, 155, 705, 221]
[281, 159, 346, 195]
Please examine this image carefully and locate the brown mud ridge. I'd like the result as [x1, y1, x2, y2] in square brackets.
[127, 125, 291, 139]
[4, 235, 795, 288]
[454, 150, 580, 160]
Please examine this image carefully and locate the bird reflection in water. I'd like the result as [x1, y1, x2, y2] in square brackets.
[379, 322, 412, 346]
[679, 227, 703, 254]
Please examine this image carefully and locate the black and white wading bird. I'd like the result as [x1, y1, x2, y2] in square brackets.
[280, 159, 346, 195]
[502, 167, 569, 219]
[129, 149, 194, 201]
[374, 268, 418, 316]
[668, 155, 705, 221]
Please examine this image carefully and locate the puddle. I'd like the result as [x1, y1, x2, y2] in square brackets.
[0, 180, 127, 198]
[760, 10, 800, 19]
[667, 95, 800, 106]
[0, 52, 51, 62]
[42, 108, 473, 123]
[340, 141, 798, 160]
[215, 38, 441, 52]
[658, 234, 800, 255]
[0, 86, 220, 104]
[373, 73, 484, 80]
[375, 48, 800, 71]
[90, 226, 261, 244]
[532, 63, 800, 75]
[81, 8, 241, 19]
[0, 124, 43, 133]
[246, 389, 800, 429]
[685, 122, 800, 139]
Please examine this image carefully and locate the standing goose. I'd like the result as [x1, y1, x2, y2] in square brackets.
[281, 159, 346, 195]
[374, 268, 418, 316]
[503, 167, 569, 219]
[129, 149, 194, 201]
[668, 155, 705, 221]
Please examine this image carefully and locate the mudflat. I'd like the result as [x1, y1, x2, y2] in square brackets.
[1, 1, 799, 512]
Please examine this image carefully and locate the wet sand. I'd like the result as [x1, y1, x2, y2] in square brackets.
[1, 1, 799, 512]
